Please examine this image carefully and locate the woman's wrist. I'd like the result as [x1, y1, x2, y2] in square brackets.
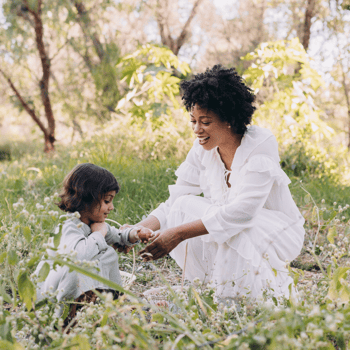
[138, 215, 161, 232]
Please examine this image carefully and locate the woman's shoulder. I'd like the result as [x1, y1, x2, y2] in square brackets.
[236, 125, 280, 166]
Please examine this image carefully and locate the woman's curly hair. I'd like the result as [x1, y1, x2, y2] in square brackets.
[180, 65, 256, 135]
[57, 163, 120, 213]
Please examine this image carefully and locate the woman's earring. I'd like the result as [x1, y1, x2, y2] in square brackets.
[228, 125, 231, 128]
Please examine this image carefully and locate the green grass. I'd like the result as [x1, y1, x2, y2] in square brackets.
[1, 137, 350, 349]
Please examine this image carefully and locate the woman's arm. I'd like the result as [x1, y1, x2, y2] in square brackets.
[139, 219, 208, 260]
[136, 215, 161, 231]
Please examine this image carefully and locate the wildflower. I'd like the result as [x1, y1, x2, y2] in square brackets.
[74, 212, 81, 219]
[13, 203, 19, 209]
[76, 223, 83, 228]
[321, 199, 325, 203]
[44, 197, 50, 203]
[21, 209, 29, 217]
[334, 202, 337, 206]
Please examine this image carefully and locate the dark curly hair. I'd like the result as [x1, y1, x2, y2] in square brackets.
[57, 163, 120, 213]
[180, 65, 256, 135]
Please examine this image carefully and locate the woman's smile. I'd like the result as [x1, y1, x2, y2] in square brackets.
[197, 136, 210, 145]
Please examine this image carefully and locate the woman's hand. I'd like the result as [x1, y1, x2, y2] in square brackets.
[115, 245, 133, 254]
[139, 228, 182, 261]
[91, 222, 107, 237]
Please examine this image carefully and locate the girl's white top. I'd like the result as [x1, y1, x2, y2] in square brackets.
[150, 125, 305, 298]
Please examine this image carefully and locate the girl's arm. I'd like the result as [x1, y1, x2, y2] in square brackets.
[60, 220, 108, 261]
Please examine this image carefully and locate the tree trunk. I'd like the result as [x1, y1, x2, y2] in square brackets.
[27, 0, 55, 152]
[341, 68, 350, 149]
[1, 0, 56, 153]
[302, 0, 316, 51]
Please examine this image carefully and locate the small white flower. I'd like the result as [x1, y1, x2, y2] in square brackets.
[21, 209, 29, 217]
[76, 223, 83, 228]
[44, 197, 50, 203]
[13, 203, 19, 209]
[321, 199, 325, 203]
[74, 212, 81, 219]
[334, 202, 337, 206]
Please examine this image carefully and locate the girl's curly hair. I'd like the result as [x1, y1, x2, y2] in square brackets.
[57, 163, 119, 213]
[180, 65, 256, 135]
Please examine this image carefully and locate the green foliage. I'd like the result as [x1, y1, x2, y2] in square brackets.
[242, 38, 350, 182]
[243, 38, 331, 141]
[116, 44, 191, 122]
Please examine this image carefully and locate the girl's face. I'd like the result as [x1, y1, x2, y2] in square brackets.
[190, 104, 233, 151]
[80, 191, 116, 225]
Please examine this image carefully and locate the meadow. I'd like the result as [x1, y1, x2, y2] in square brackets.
[1, 130, 350, 350]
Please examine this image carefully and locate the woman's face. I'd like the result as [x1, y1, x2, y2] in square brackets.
[190, 104, 233, 151]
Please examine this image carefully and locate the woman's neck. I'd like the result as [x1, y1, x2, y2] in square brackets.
[217, 134, 242, 170]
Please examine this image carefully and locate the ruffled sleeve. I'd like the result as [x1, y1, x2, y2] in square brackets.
[175, 161, 200, 185]
[150, 141, 202, 229]
[245, 155, 291, 186]
[201, 155, 286, 244]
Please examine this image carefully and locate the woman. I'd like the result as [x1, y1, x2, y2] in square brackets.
[137, 65, 305, 299]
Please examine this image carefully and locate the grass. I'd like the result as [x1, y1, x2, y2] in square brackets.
[1, 136, 350, 349]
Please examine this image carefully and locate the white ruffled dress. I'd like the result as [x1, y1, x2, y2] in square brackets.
[150, 125, 305, 299]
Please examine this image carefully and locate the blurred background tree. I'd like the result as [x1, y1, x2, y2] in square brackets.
[0, 0, 350, 156]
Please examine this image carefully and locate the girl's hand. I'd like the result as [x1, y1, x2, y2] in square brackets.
[136, 227, 155, 243]
[139, 228, 181, 261]
[91, 222, 107, 237]
[129, 227, 154, 244]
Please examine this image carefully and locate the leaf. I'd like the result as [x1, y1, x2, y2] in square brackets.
[304, 194, 311, 204]
[23, 226, 31, 243]
[327, 226, 337, 244]
[272, 268, 277, 277]
[54, 224, 62, 248]
[0, 285, 12, 304]
[17, 271, 36, 310]
[27, 255, 40, 268]
[311, 206, 318, 224]
[37, 262, 50, 282]
[70, 335, 91, 350]
[151, 313, 164, 323]
[7, 250, 18, 265]
[0, 252, 7, 264]
[100, 312, 109, 327]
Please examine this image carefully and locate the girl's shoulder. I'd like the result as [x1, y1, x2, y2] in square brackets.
[62, 217, 89, 235]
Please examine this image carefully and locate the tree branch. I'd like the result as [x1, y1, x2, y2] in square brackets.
[0, 68, 48, 136]
[174, 0, 204, 55]
[73, 1, 105, 62]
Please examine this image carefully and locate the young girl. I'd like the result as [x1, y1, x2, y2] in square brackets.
[35, 163, 153, 318]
